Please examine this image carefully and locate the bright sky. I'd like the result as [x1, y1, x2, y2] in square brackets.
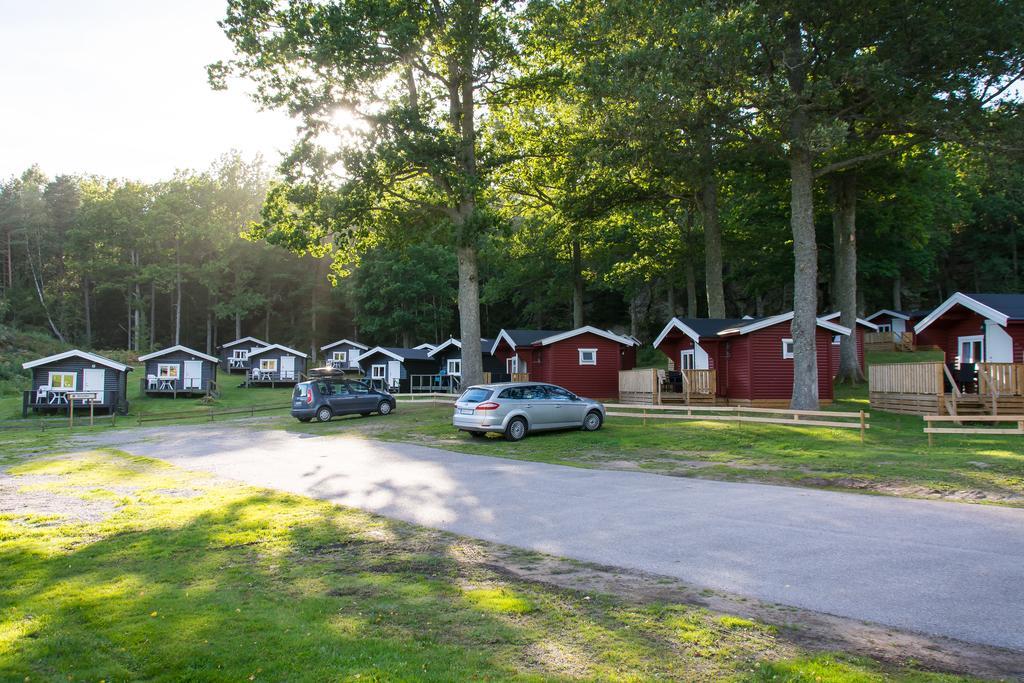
[0, 0, 297, 181]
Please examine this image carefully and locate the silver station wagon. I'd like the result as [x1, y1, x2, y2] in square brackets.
[452, 382, 605, 441]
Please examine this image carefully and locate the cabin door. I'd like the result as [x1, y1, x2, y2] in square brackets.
[83, 368, 105, 404]
[281, 356, 296, 380]
[387, 360, 402, 389]
[183, 361, 203, 390]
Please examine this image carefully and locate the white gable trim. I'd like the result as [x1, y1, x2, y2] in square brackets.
[221, 336, 268, 349]
[427, 338, 463, 358]
[138, 345, 218, 363]
[320, 339, 369, 352]
[537, 326, 633, 347]
[23, 349, 130, 373]
[866, 309, 910, 322]
[718, 312, 851, 337]
[818, 312, 879, 331]
[247, 343, 309, 359]
[914, 292, 1009, 334]
[413, 343, 436, 351]
[490, 330, 518, 355]
[361, 346, 407, 363]
[653, 318, 703, 349]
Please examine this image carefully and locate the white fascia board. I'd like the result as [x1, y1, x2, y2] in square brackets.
[914, 292, 1009, 334]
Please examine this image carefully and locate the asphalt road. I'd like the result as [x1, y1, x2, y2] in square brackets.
[86, 423, 1024, 651]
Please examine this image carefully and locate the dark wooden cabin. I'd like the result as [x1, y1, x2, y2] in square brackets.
[245, 344, 308, 386]
[22, 350, 132, 416]
[138, 345, 219, 397]
[218, 336, 269, 373]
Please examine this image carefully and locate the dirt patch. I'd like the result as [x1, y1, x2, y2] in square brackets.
[0, 472, 120, 524]
[794, 476, 1024, 504]
[477, 545, 1024, 681]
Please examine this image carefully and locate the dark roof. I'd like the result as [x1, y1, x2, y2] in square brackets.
[964, 293, 1024, 320]
[502, 330, 564, 347]
[676, 318, 755, 338]
[371, 347, 434, 361]
[904, 309, 932, 319]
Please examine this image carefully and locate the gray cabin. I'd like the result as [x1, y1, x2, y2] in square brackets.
[218, 336, 269, 373]
[427, 338, 504, 392]
[358, 346, 437, 392]
[138, 345, 219, 397]
[319, 339, 368, 372]
[245, 344, 308, 386]
[22, 350, 132, 416]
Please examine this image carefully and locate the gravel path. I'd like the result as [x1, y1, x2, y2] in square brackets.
[80, 422, 1024, 652]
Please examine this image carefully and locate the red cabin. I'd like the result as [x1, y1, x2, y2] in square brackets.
[489, 326, 638, 399]
[818, 312, 877, 371]
[914, 293, 1024, 364]
[652, 313, 852, 406]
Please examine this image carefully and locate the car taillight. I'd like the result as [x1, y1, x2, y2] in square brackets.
[305, 390, 313, 405]
[475, 401, 500, 411]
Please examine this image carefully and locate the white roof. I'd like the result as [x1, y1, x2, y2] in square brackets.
[537, 326, 635, 347]
[914, 292, 1009, 334]
[220, 336, 269, 349]
[247, 343, 308, 359]
[413, 342, 437, 351]
[359, 346, 406, 362]
[818, 312, 879, 331]
[653, 318, 702, 349]
[138, 345, 219, 363]
[23, 349, 131, 373]
[718, 312, 851, 337]
[320, 338, 368, 352]
[865, 309, 910, 322]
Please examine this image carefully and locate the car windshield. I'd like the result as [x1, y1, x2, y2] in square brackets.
[292, 385, 307, 399]
[460, 387, 492, 403]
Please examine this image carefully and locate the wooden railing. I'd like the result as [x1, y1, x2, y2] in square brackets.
[924, 414, 1024, 446]
[619, 368, 660, 405]
[978, 363, 1024, 396]
[683, 369, 716, 396]
[865, 331, 901, 345]
[868, 361, 944, 395]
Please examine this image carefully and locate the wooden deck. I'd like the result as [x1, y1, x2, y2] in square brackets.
[864, 331, 915, 352]
[869, 361, 1024, 416]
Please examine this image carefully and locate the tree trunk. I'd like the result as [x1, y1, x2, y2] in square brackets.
[456, 245, 484, 386]
[149, 281, 156, 350]
[310, 260, 320, 363]
[685, 259, 697, 318]
[831, 173, 863, 383]
[785, 19, 819, 411]
[4, 227, 12, 290]
[127, 296, 132, 349]
[174, 236, 182, 346]
[698, 176, 726, 318]
[892, 272, 902, 310]
[571, 233, 584, 327]
[666, 282, 676, 318]
[206, 310, 213, 356]
[132, 251, 141, 352]
[83, 277, 92, 347]
[264, 302, 271, 341]
[24, 236, 65, 342]
[235, 311, 241, 340]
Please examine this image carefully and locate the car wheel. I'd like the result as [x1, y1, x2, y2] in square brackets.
[504, 417, 527, 442]
[316, 406, 333, 423]
[378, 400, 393, 415]
[297, 417, 312, 423]
[582, 410, 603, 432]
[469, 431, 487, 439]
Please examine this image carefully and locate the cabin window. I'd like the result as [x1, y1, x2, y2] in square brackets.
[832, 335, 841, 345]
[259, 359, 278, 372]
[876, 323, 891, 333]
[231, 349, 248, 360]
[157, 363, 180, 379]
[47, 371, 76, 390]
[506, 356, 521, 374]
[578, 349, 597, 366]
[447, 359, 461, 376]
[371, 364, 386, 379]
[680, 350, 695, 370]
[332, 350, 347, 362]
[782, 339, 794, 359]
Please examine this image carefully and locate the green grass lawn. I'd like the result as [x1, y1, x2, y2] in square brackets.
[0, 449, 971, 681]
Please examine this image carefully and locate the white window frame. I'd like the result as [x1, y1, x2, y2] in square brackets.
[447, 358, 461, 376]
[331, 350, 347, 363]
[578, 348, 597, 366]
[157, 363, 180, 379]
[680, 350, 695, 370]
[231, 349, 248, 360]
[506, 356, 521, 374]
[832, 335, 842, 345]
[371, 364, 386, 379]
[259, 358, 278, 372]
[47, 371, 76, 390]
[957, 335, 984, 365]
[782, 338, 794, 359]
[876, 323, 891, 333]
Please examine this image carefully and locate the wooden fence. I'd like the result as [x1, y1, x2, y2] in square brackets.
[618, 368, 660, 405]
[923, 414, 1024, 446]
[864, 331, 915, 352]
[604, 403, 869, 442]
[683, 369, 716, 397]
[868, 361, 945, 415]
[978, 363, 1024, 396]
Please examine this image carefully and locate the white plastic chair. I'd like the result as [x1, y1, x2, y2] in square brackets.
[36, 386, 49, 403]
[147, 375, 158, 390]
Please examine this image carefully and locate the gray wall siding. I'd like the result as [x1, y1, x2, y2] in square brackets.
[143, 350, 217, 393]
[30, 358, 128, 408]
[246, 349, 306, 382]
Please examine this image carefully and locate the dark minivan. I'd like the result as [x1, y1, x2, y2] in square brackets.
[291, 379, 396, 423]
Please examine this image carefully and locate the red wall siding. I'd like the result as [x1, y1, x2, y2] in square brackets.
[918, 312, 988, 360]
[725, 337, 752, 400]
[724, 323, 834, 401]
[541, 332, 625, 398]
[828, 327, 865, 373]
[1010, 322, 1024, 363]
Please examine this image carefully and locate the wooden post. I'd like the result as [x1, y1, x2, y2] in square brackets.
[138, 411, 143, 426]
[643, 407, 647, 426]
[209, 407, 214, 422]
[859, 411, 865, 443]
[111, 411, 116, 428]
[89, 400, 94, 427]
[69, 400, 74, 429]
[927, 417, 933, 447]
